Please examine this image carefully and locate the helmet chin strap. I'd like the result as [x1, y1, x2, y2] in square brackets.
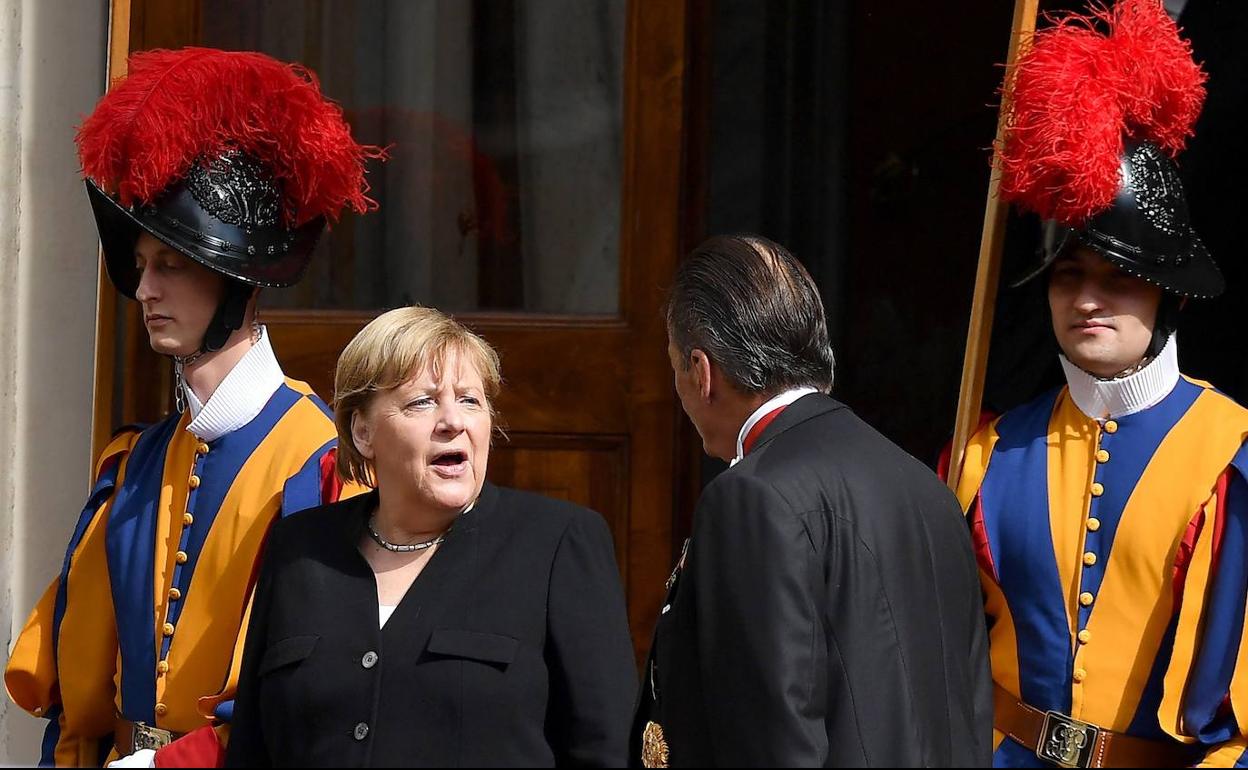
[173, 280, 256, 413]
[1147, 294, 1182, 358]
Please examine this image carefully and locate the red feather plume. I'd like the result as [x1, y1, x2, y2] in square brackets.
[76, 47, 386, 225]
[996, 0, 1206, 225]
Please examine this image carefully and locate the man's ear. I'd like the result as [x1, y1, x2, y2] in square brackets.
[243, 287, 262, 324]
[351, 410, 375, 460]
[690, 349, 713, 402]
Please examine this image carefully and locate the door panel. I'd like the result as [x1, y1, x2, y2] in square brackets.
[488, 433, 630, 565]
[106, 0, 690, 660]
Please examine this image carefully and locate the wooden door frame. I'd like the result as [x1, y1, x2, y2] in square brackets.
[95, 0, 697, 654]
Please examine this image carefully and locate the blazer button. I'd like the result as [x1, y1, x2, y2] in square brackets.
[362, 651, 378, 669]
[354, 722, 369, 741]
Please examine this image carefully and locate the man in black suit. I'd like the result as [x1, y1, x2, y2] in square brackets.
[633, 235, 992, 767]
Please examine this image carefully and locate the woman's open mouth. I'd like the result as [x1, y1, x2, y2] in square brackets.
[430, 449, 469, 477]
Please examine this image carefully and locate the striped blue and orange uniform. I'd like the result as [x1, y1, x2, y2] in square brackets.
[954, 376, 1248, 767]
[4, 379, 363, 767]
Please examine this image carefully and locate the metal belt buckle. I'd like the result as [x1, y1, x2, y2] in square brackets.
[132, 722, 175, 752]
[1038, 710, 1099, 768]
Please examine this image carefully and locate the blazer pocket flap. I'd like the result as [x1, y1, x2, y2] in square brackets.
[427, 628, 518, 665]
[259, 635, 319, 676]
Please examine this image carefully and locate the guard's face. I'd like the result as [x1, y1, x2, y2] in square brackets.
[133, 232, 227, 357]
[1048, 247, 1162, 377]
[351, 348, 491, 514]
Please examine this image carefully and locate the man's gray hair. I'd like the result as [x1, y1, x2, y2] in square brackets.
[666, 234, 835, 395]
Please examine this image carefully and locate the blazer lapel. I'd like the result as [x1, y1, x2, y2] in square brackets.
[378, 483, 495, 651]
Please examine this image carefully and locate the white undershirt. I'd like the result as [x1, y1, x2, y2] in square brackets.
[731, 387, 819, 467]
[1060, 334, 1180, 421]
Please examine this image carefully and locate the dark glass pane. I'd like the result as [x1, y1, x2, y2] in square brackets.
[202, 0, 624, 313]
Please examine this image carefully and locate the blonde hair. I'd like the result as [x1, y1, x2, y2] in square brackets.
[333, 306, 502, 486]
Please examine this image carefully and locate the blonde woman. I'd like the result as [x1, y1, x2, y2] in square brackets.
[226, 307, 636, 768]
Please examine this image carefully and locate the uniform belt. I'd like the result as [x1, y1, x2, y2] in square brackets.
[115, 718, 183, 756]
[994, 684, 1197, 768]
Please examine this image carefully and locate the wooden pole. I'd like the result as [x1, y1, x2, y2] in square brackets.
[946, 0, 1040, 492]
[90, 0, 131, 465]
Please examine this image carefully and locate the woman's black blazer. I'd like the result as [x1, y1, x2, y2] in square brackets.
[224, 482, 637, 767]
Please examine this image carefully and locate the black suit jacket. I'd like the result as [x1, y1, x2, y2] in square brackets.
[225, 482, 637, 768]
[633, 394, 992, 767]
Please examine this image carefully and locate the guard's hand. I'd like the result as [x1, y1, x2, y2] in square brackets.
[107, 748, 156, 767]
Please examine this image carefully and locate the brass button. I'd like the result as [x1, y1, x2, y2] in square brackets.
[1090, 482, 1104, 497]
[183, 513, 194, 527]
[155, 703, 168, 717]
[1096, 449, 1110, 463]
[1073, 668, 1087, 683]
[169, 587, 182, 601]
[1078, 629, 1092, 644]
[1079, 592, 1094, 607]
[1087, 518, 1101, 532]
[188, 475, 201, 489]
[162, 622, 175, 636]
[196, 442, 209, 455]
[175, 551, 188, 565]
[1104, 420, 1118, 434]
[157, 661, 169, 674]
[1083, 552, 1097, 567]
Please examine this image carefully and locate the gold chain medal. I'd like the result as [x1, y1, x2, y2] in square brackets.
[641, 721, 670, 768]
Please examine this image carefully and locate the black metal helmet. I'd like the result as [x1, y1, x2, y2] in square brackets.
[77, 48, 383, 353]
[1015, 141, 1224, 299]
[86, 152, 327, 302]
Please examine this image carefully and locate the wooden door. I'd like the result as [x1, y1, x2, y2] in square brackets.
[98, 0, 694, 660]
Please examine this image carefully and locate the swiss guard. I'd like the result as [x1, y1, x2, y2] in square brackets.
[948, 0, 1248, 767]
[4, 48, 381, 767]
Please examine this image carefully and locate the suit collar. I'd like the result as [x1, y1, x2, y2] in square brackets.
[747, 392, 844, 454]
[732, 387, 820, 464]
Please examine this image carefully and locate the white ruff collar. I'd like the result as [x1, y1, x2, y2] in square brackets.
[183, 325, 286, 441]
[1059, 334, 1179, 421]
